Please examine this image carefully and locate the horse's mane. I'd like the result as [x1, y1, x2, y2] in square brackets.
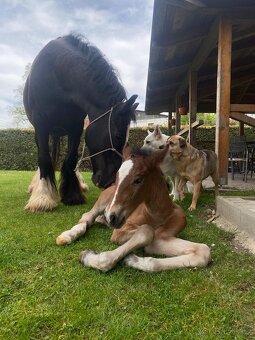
[62, 34, 127, 104]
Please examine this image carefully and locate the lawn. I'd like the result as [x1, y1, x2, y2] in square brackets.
[0, 171, 254, 339]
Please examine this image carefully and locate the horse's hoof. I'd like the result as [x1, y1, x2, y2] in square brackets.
[25, 199, 57, 212]
[61, 195, 86, 206]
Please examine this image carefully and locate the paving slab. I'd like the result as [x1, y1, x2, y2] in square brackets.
[217, 196, 255, 240]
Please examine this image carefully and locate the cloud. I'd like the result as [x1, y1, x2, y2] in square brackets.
[0, 0, 153, 128]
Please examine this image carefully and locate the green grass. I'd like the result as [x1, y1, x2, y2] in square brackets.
[0, 171, 254, 339]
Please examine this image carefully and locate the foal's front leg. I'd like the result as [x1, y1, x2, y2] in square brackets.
[56, 186, 115, 246]
[79, 224, 154, 272]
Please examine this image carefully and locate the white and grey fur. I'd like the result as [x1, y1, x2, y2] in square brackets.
[142, 125, 183, 200]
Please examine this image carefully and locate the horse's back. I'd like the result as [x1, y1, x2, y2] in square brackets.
[24, 36, 89, 129]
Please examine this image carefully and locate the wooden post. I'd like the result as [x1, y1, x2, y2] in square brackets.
[175, 96, 181, 134]
[215, 17, 232, 185]
[189, 70, 197, 145]
[239, 121, 244, 136]
[168, 112, 173, 135]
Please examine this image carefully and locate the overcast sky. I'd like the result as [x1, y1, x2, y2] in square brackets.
[0, 0, 154, 128]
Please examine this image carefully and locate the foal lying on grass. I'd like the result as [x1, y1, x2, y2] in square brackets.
[56, 145, 211, 272]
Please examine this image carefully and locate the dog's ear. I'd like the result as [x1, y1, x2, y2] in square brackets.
[154, 125, 162, 140]
[179, 138, 187, 148]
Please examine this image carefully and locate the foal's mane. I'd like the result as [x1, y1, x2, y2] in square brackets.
[62, 34, 127, 105]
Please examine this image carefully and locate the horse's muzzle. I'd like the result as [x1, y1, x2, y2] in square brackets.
[108, 212, 125, 229]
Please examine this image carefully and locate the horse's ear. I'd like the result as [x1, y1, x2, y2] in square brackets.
[125, 94, 138, 108]
[122, 143, 132, 160]
[147, 130, 151, 135]
[132, 102, 139, 111]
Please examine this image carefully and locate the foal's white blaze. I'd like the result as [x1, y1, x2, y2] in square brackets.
[105, 159, 133, 222]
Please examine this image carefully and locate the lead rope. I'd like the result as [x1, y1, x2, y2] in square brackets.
[74, 106, 122, 172]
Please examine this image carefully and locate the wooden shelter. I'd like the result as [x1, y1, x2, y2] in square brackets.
[145, 0, 255, 185]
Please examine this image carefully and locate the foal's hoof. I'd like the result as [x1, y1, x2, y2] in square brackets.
[56, 233, 72, 246]
[79, 250, 98, 265]
[123, 254, 139, 266]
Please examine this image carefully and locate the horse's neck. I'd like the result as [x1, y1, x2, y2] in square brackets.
[144, 169, 173, 217]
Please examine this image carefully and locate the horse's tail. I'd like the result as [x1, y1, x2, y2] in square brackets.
[51, 135, 61, 170]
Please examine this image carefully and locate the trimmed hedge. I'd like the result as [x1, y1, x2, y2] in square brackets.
[0, 127, 254, 171]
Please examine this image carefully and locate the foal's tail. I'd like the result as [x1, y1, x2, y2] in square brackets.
[51, 135, 61, 170]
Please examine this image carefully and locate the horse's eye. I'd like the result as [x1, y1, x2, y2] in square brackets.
[133, 178, 143, 185]
[169, 141, 174, 146]
[146, 140, 150, 144]
[159, 144, 164, 149]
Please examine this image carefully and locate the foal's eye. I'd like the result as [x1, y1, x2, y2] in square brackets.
[146, 140, 150, 144]
[133, 178, 143, 185]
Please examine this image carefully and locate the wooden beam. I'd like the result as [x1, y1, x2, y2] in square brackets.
[230, 111, 255, 128]
[189, 70, 197, 145]
[152, 24, 208, 47]
[175, 17, 219, 97]
[215, 17, 232, 185]
[230, 104, 255, 113]
[178, 120, 204, 136]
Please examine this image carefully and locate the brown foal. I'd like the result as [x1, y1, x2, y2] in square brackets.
[56, 145, 211, 272]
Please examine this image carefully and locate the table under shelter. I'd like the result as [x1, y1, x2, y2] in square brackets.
[145, 0, 255, 185]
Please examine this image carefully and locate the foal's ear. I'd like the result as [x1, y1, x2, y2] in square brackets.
[122, 143, 132, 160]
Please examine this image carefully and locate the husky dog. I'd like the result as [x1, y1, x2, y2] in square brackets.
[142, 125, 182, 200]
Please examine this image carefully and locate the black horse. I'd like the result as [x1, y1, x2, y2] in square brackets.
[23, 34, 138, 212]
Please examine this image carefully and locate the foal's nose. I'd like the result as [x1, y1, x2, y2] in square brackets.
[109, 213, 117, 227]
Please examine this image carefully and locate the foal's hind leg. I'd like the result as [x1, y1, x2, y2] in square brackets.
[60, 126, 87, 205]
[124, 237, 211, 272]
[25, 129, 57, 212]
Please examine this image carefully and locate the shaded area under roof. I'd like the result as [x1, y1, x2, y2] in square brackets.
[145, 0, 255, 113]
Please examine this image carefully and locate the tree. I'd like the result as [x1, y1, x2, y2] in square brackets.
[10, 63, 31, 128]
